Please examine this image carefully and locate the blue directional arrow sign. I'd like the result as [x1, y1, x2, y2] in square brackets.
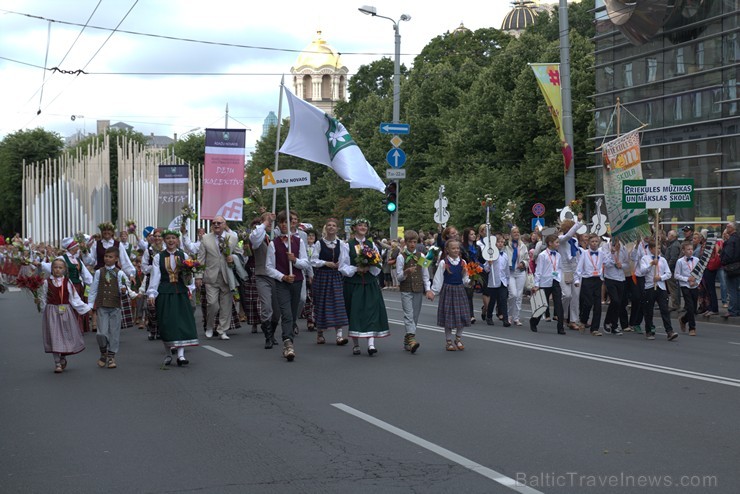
[380, 122, 410, 134]
[386, 148, 407, 169]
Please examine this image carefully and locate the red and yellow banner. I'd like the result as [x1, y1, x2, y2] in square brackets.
[531, 63, 573, 172]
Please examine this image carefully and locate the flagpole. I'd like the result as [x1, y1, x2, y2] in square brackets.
[272, 76, 285, 216]
[285, 186, 292, 276]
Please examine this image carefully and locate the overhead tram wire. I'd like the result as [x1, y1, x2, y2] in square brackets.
[23, 0, 140, 128]
[20, 0, 103, 109]
[0, 8, 411, 58]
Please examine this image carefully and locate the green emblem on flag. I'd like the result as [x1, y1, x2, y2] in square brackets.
[325, 115, 356, 160]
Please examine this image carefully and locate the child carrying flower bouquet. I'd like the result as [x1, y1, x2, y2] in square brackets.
[429, 238, 471, 351]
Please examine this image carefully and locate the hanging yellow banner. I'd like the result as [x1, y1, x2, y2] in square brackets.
[530, 63, 573, 172]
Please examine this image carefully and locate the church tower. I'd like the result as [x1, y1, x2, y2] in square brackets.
[291, 31, 348, 116]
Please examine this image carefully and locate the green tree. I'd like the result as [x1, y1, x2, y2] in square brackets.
[0, 128, 64, 235]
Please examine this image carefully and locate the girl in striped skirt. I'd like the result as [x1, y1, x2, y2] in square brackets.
[310, 219, 349, 345]
[429, 239, 471, 351]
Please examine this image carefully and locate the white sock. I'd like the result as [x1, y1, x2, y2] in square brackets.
[368, 337, 375, 348]
[336, 327, 343, 338]
[177, 347, 185, 358]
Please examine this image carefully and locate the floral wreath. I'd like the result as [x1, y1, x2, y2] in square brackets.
[351, 217, 371, 229]
[98, 221, 115, 232]
[162, 229, 181, 237]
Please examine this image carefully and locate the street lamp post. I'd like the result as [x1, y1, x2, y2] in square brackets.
[172, 127, 201, 163]
[359, 5, 411, 241]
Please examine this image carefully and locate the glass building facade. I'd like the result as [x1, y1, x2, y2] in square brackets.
[592, 0, 740, 231]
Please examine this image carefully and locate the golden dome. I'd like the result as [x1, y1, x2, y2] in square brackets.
[502, 1, 538, 31]
[294, 31, 344, 70]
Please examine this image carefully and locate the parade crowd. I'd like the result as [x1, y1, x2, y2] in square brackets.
[0, 213, 739, 374]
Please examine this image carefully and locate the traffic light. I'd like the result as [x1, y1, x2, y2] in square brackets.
[384, 182, 397, 213]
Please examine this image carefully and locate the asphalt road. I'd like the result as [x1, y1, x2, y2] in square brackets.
[1, 287, 739, 494]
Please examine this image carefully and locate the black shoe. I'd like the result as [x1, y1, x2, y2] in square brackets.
[352, 345, 361, 355]
[667, 331, 678, 341]
[557, 330, 566, 335]
[368, 346, 377, 356]
[148, 334, 155, 341]
[486, 318, 494, 326]
[503, 321, 511, 327]
[530, 321, 538, 332]
[177, 356, 189, 366]
[170, 348, 177, 355]
[163, 356, 172, 366]
[265, 338, 273, 349]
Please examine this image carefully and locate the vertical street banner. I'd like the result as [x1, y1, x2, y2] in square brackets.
[530, 63, 573, 172]
[601, 129, 651, 242]
[158, 165, 189, 229]
[202, 128, 246, 220]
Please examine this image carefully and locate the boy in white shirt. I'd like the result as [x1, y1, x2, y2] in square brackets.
[637, 240, 678, 341]
[602, 237, 629, 335]
[674, 241, 699, 336]
[575, 234, 604, 336]
[483, 235, 510, 327]
[530, 234, 565, 334]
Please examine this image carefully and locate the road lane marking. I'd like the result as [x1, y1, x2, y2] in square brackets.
[201, 345, 232, 357]
[729, 342, 740, 346]
[388, 319, 740, 388]
[332, 403, 543, 494]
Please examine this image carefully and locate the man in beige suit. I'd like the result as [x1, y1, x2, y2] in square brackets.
[195, 216, 238, 340]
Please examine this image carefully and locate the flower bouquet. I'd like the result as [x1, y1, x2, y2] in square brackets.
[502, 199, 517, 228]
[569, 199, 583, 216]
[181, 204, 198, 224]
[354, 243, 381, 268]
[182, 258, 205, 286]
[17, 274, 45, 312]
[74, 232, 90, 254]
[464, 261, 484, 285]
[125, 219, 137, 234]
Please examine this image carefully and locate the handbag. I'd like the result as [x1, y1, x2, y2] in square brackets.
[724, 261, 740, 276]
[524, 267, 534, 291]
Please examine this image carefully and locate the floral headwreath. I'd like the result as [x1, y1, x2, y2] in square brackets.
[98, 221, 115, 232]
[162, 229, 181, 238]
[351, 217, 371, 228]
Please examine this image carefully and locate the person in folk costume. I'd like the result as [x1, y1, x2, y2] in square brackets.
[300, 228, 317, 332]
[395, 229, 433, 353]
[85, 222, 137, 332]
[141, 228, 165, 340]
[119, 230, 134, 259]
[339, 218, 390, 356]
[146, 230, 199, 366]
[265, 211, 311, 362]
[83, 222, 136, 278]
[38, 237, 93, 333]
[195, 215, 240, 341]
[237, 218, 262, 334]
[40, 258, 92, 373]
[289, 211, 309, 335]
[250, 212, 281, 349]
[309, 218, 349, 346]
[429, 238, 471, 350]
[505, 226, 530, 327]
[88, 248, 139, 369]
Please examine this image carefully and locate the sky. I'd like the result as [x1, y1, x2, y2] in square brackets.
[0, 0, 526, 153]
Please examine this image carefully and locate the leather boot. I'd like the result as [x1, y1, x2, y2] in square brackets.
[262, 321, 273, 349]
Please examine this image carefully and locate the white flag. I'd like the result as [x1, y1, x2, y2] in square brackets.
[279, 86, 386, 192]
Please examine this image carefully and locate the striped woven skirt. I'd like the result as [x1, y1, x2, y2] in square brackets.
[42, 304, 86, 355]
[238, 266, 261, 326]
[312, 268, 348, 329]
[120, 292, 134, 329]
[437, 284, 471, 329]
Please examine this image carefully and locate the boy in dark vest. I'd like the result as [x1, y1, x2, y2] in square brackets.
[265, 210, 310, 361]
[88, 248, 136, 368]
[395, 230, 432, 353]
